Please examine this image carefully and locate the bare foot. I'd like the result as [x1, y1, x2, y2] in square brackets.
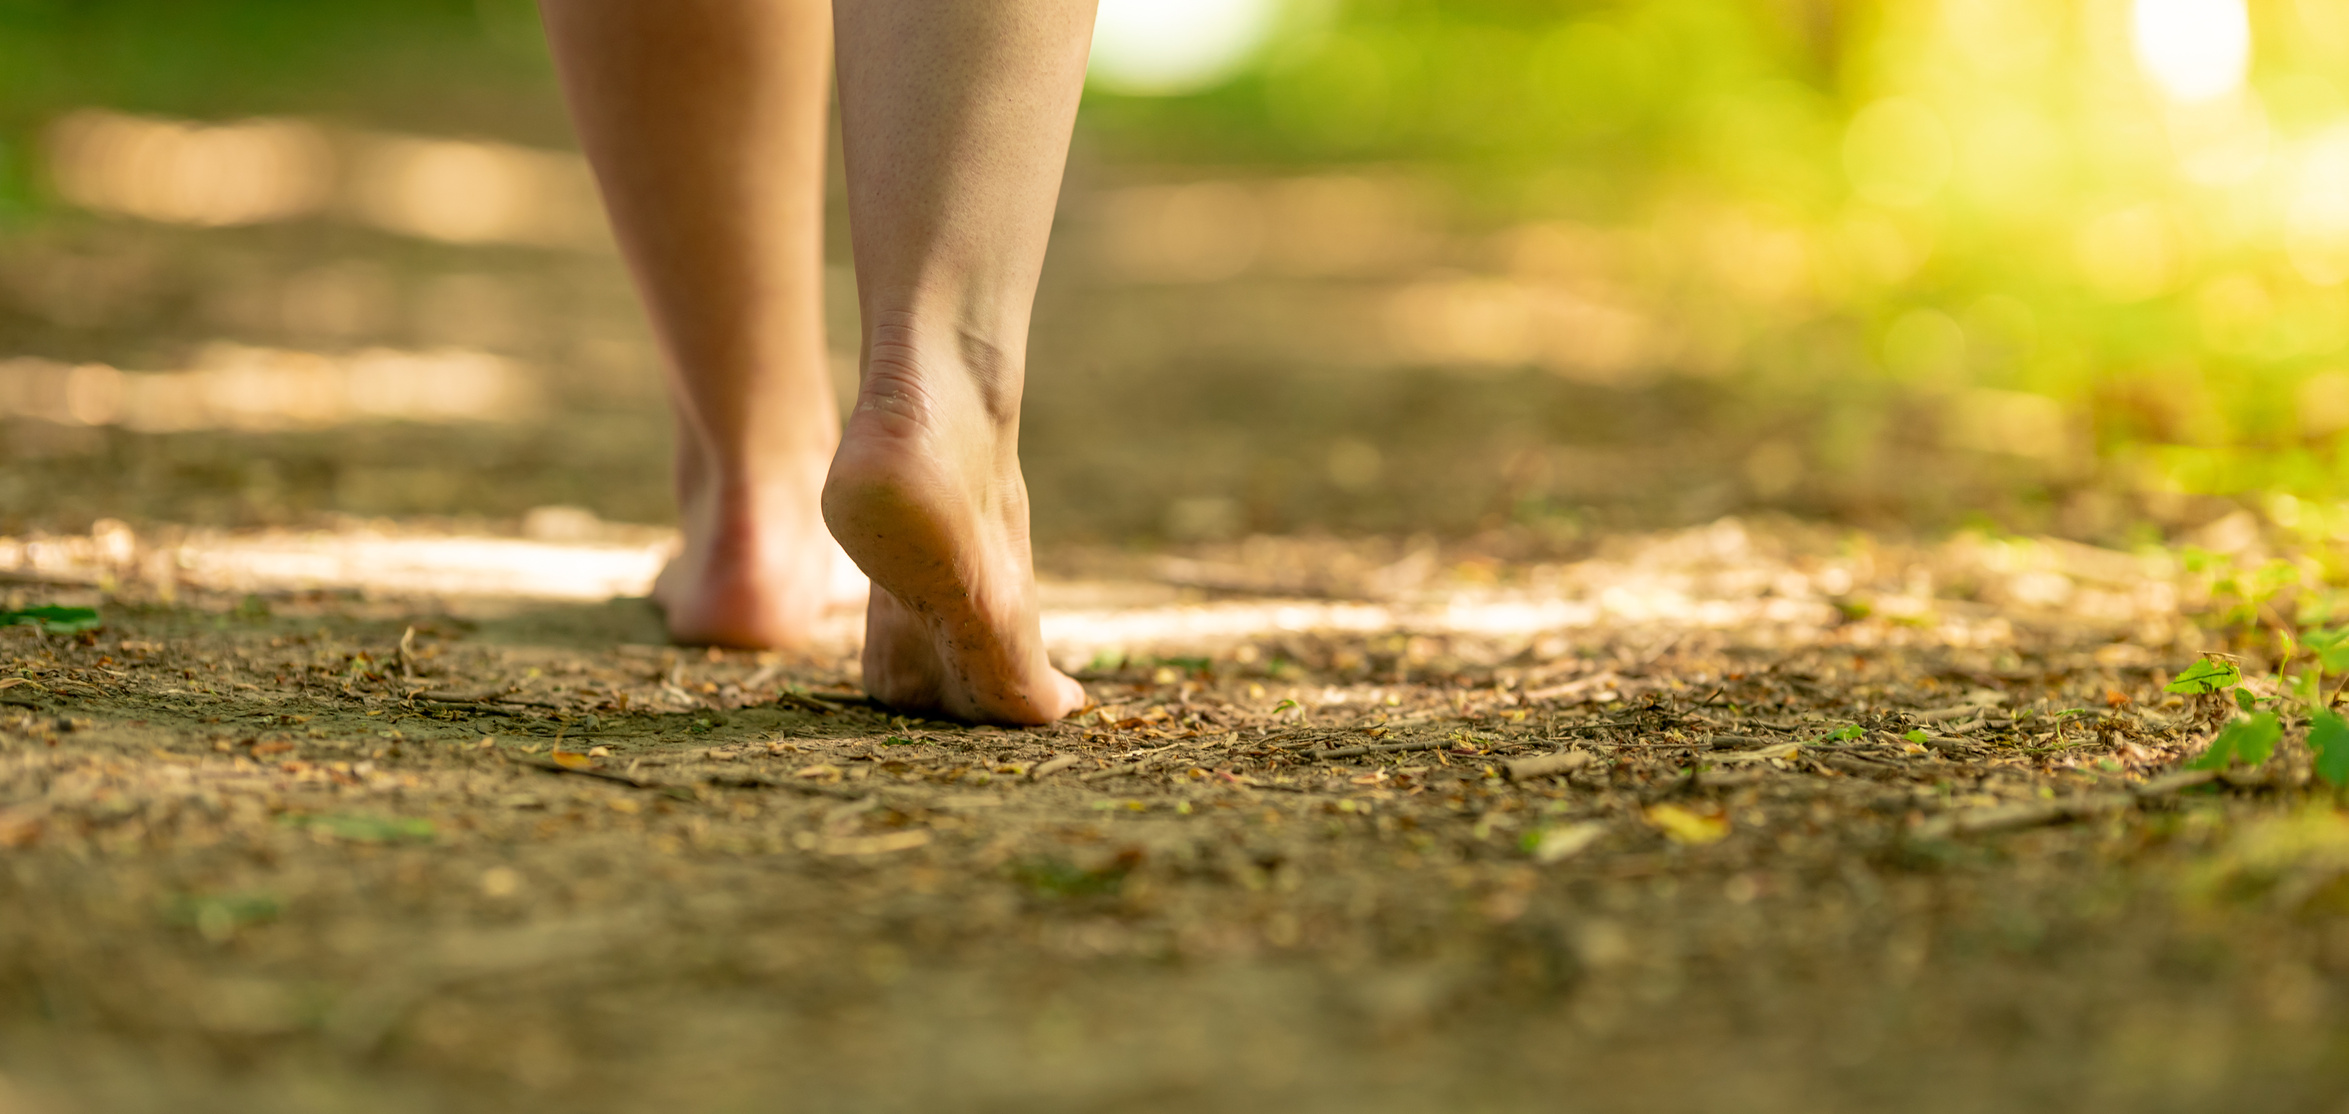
[654, 450, 868, 650]
[821, 338, 1083, 725]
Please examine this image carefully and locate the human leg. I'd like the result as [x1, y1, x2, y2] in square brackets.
[821, 0, 1095, 723]
[541, 0, 859, 649]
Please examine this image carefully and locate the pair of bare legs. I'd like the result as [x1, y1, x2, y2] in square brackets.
[540, 0, 1089, 725]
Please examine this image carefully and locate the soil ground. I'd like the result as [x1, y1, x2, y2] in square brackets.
[5, 520, 2349, 1114]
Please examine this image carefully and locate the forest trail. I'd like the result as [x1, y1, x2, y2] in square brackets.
[2, 516, 2338, 1113]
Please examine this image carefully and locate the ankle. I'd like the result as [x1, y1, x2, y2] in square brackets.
[681, 468, 828, 534]
[858, 310, 1025, 432]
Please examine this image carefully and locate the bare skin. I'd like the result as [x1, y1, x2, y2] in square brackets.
[542, 0, 1089, 723]
[543, 0, 859, 651]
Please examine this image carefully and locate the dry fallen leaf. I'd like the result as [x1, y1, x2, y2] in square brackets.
[1528, 821, 1607, 863]
[1646, 804, 1730, 845]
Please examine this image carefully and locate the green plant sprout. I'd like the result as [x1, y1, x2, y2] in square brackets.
[2164, 633, 2349, 785]
[0, 605, 99, 634]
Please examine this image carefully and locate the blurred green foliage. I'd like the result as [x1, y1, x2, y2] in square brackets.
[0, 0, 559, 145]
[11, 0, 2349, 522]
[1091, 0, 2349, 514]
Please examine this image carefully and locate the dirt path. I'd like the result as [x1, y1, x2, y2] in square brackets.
[2, 520, 2346, 1113]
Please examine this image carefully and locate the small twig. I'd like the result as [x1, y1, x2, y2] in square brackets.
[1912, 705, 1991, 722]
[773, 690, 884, 715]
[413, 689, 562, 710]
[417, 701, 523, 717]
[1079, 757, 1162, 781]
[701, 772, 871, 799]
[1552, 717, 1645, 733]
[1912, 767, 2223, 839]
[509, 755, 868, 800]
[511, 756, 687, 796]
[1308, 739, 1478, 761]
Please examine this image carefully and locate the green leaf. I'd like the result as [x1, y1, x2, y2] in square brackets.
[2313, 711, 2349, 788]
[1084, 649, 1126, 672]
[1904, 728, 1930, 744]
[2236, 687, 2258, 713]
[283, 814, 435, 843]
[2308, 624, 2349, 672]
[2166, 658, 2242, 695]
[2233, 711, 2281, 765]
[1820, 724, 1863, 742]
[164, 892, 281, 931]
[2189, 712, 2281, 770]
[2187, 730, 2233, 770]
[0, 606, 99, 634]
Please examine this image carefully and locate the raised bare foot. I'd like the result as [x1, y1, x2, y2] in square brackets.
[820, 333, 1084, 725]
[653, 450, 868, 650]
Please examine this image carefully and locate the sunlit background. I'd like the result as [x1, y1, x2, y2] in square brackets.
[4, 0, 2349, 558]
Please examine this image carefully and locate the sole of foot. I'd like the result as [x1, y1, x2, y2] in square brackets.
[821, 363, 1084, 726]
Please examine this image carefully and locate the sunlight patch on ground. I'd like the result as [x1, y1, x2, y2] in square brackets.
[0, 519, 2190, 669]
[0, 344, 536, 430]
[170, 532, 672, 602]
[46, 109, 608, 249]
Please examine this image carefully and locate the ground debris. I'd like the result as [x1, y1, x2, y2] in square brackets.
[1, 519, 2337, 1112]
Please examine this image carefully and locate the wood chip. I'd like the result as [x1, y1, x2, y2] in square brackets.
[1912, 705, 1984, 722]
[1504, 750, 1592, 781]
[1912, 797, 2124, 839]
[1030, 753, 1080, 780]
[2133, 768, 2220, 797]
[819, 830, 930, 856]
[1711, 742, 1801, 764]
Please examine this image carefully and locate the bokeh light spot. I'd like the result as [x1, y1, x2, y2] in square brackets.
[2289, 125, 2349, 286]
[2132, 0, 2252, 104]
[1090, 0, 1280, 95]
